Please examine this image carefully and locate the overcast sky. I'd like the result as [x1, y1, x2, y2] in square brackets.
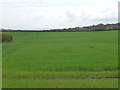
[0, 0, 119, 30]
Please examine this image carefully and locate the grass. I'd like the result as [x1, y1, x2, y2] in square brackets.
[0, 32, 2, 89]
[3, 79, 118, 88]
[2, 31, 118, 88]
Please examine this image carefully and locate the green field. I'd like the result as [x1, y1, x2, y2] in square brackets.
[2, 31, 118, 88]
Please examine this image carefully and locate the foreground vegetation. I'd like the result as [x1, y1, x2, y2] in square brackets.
[2, 31, 118, 88]
[1, 34, 13, 42]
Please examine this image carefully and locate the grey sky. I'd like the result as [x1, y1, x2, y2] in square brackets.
[0, 0, 119, 30]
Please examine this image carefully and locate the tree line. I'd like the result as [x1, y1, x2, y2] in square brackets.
[1, 23, 120, 32]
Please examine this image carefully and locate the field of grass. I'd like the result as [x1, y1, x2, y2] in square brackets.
[2, 31, 118, 88]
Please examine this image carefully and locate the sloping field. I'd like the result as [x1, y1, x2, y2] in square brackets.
[2, 31, 118, 88]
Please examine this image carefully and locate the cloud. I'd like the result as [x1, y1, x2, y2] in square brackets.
[118, 1, 120, 22]
[0, 0, 119, 8]
[0, 0, 119, 29]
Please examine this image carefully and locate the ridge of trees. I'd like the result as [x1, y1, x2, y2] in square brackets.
[1, 23, 120, 32]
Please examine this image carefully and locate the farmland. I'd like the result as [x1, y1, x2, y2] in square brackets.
[2, 31, 118, 88]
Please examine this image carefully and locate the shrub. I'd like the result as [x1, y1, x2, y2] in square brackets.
[2, 34, 13, 42]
